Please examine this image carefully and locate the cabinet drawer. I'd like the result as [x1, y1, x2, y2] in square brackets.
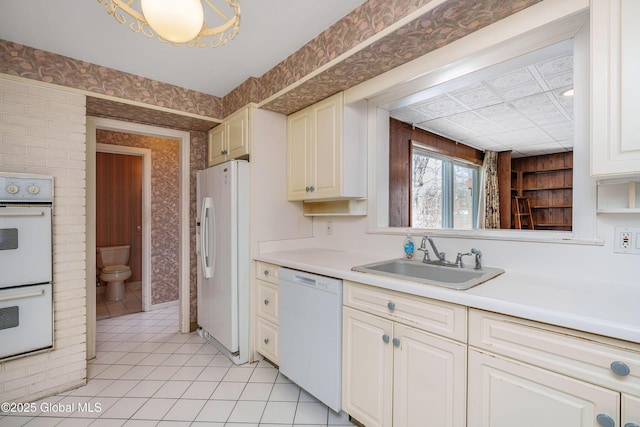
[469, 309, 640, 396]
[344, 281, 467, 342]
[257, 280, 279, 324]
[256, 261, 279, 284]
[257, 317, 279, 364]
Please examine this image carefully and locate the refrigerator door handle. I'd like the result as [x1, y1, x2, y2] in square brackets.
[200, 197, 213, 279]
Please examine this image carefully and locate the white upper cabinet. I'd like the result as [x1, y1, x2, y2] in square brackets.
[287, 92, 366, 201]
[591, 0, 640, 177]
[208, 107, 250, 167]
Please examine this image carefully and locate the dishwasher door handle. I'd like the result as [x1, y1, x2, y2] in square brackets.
[293, 275, 317, 286]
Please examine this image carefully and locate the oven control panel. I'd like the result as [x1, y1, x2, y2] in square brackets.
[0, 173, 54, 204]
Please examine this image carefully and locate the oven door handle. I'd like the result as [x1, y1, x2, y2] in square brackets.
[0, 211, 46, 217]
[0, 289, 45, 302]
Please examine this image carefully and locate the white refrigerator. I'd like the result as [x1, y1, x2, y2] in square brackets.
[196, 160, 249, 364]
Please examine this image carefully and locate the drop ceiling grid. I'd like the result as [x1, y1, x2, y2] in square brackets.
[390, 52, 575, 157]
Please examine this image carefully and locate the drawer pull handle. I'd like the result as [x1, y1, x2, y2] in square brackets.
[264, 299, 269, 306]
[382, 334, 390, 344]
[387, 302, 395, 311]
[624, 423, 640, 427]
[611, 361, 630, 376]
[597, 414, 615, 427]
[392, 338, 400, 347]
[264, 338, 269, 345]
[264, 270, 269, 276]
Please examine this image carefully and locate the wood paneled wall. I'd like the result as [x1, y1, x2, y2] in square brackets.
[388, 118, 485, 227]
[96, 152, 142, 283]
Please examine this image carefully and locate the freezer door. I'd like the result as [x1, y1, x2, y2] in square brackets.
[197, 163, 239, 353]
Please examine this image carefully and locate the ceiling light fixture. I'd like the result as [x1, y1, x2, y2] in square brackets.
[98, 0, 241, 47]
[562, 88, 575, 97]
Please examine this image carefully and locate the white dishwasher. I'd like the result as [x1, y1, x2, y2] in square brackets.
[278, 267, 343, 412]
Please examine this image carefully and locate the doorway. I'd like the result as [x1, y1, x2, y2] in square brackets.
[86, 117, 191, 360]
[95, 146, 149, 319]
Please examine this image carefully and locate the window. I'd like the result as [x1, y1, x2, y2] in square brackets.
[411, 147, 480, 229]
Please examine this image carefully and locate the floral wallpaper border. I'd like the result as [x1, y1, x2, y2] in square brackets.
[258, 0, 542, 115]
[0, 40, 222, 119]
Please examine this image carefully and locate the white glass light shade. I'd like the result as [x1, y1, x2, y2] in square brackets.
[140, 0, 204, 43]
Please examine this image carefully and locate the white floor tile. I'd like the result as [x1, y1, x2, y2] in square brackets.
[193, 399, 236, 423]
[55, 417, 95, 426]
[153, 380, 191, 398]
[260, 401, 297, 424]
[162, 353, 193, 367]
[98, 379, 140, 397]
[163, 399, 207, 422]
[170, 366, 204, 381]
[125, 380, 165, 398]
[269, 383, 301, 402]
[294, 402, 329, 425]
[239, 383, 273, 401]
[210, 382, 246, 400]
[249, 366, 279, 383]
[196, 366, 230, 382]
[328, 410, 353, 426]
[120, 365, 157, 381]
[130, 397, 176, 420]
[19, 306, 352, 426]
[227, 401, 267, 423]
[67, 379, 113, 397]
[92, 364, 133, 380]
[145, 366, 181, 381]
[99, 397, 147, 419]
[223, 366, 255, 382]
[122, 420, 159, 426]
[181, 381, 218, 400]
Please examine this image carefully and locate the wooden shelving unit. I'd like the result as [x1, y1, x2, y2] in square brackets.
[511, 152, 573, 231]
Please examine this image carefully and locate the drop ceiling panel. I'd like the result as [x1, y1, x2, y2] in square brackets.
[389, 46, 574, 158]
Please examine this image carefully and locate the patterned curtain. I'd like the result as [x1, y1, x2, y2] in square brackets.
[482, 150, 500, 229]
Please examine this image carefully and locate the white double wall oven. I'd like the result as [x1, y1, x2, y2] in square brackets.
[0, 173, 54, 360]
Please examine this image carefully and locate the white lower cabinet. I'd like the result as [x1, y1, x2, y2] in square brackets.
[468, 348, 619, 427]
[469, 309, 640, 427]
[254, 262, 280, 364]
[342, 281, 466, 427]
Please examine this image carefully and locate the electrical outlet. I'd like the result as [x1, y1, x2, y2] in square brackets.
[326, 221, 333, 236]
[614, 227, 640, 254]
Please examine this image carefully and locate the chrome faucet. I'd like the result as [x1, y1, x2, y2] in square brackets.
[419, 236, 455, 266]
[454, 249, 482, 269]
[471, 248, 482, 270]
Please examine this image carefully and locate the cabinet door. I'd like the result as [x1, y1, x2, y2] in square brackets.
[623, 394, 640, 427]
[468, 349, 620, 427]
[591, 0, 640, 176]
[256, 317, 278, 364]
[208, 125, 225, 166]
[342, 307, 393, 427]
[312, 93, 342, 199]
[226, 107, 249, 160]
[287, 110, 312, 200]
[393, 324, 466, 427]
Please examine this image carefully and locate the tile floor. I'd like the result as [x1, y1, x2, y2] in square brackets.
[0, 306, 354, 426]
[96, 283, 142, 320]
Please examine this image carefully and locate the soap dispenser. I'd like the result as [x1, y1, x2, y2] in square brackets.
[403, 231, 415, 259]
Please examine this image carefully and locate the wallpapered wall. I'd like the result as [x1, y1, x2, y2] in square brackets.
[97, 129, 181, 306]
[0, 0, 542, 121]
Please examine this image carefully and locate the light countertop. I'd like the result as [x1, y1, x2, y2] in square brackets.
[254, 248, 640, 344]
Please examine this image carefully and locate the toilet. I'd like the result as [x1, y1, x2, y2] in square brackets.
[96, 245, 132, 302]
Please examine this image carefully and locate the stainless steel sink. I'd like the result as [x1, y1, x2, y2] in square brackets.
[352, 258, 504, 290]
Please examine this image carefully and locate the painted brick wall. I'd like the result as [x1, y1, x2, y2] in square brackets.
[0, 76, 87, 402]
